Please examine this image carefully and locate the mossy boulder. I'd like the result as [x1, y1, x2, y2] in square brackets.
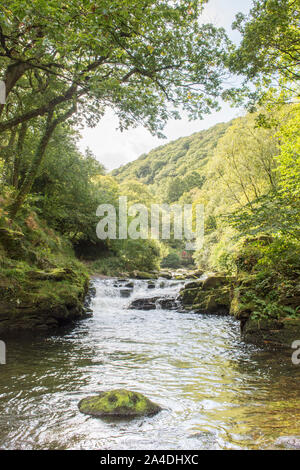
[78, 389, 162, 418]
[201, 275, 231, 289]
[179, 287, 198, 305]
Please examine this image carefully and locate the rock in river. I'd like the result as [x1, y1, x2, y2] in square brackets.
[120, 288, 132, 298]
[128, 296, 178, 310]
[78, 389, 162, 418]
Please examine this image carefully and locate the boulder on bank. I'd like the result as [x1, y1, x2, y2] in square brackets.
[0, 274, 92, 334]
[179, 274, 232, 315]
[78, 389, 162, 418]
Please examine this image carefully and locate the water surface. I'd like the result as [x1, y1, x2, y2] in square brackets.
[0, 278, 299, 449]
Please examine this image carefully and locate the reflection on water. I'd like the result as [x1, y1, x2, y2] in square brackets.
[0, 278, 299, 449]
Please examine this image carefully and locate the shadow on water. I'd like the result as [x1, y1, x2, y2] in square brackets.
[0, 277, 299, 449]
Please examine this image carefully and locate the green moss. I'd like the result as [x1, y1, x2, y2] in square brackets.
[0, 208, 90, 333]
[78, 389, 162, 418]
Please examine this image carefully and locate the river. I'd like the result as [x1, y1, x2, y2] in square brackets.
[0, 277, 299, 449]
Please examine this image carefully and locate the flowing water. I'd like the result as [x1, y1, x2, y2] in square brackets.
[0, 277, 299, 450]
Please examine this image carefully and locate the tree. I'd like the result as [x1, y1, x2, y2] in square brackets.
[226, 0, 300, 106]
[228, 105, 300, 241]
[276, 104, 300, 198]
[0, 0, 230, 215]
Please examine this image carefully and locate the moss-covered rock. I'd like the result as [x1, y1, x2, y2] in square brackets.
[159, 271, 173, 279]
[201, 275, 230, 289]
[179, 274, 233, 315]
[131, 270, 158, 279]
[179, 287, 198, 305]
[78, 389, 162, 418]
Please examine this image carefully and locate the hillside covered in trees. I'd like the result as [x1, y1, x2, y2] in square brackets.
[113, 121, 232, 202]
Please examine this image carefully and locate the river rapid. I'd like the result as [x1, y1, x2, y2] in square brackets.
[0, 277, 299, 450]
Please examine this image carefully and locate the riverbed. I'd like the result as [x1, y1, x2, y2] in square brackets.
[0, 277, 299, 449]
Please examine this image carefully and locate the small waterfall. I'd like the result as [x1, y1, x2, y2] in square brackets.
[92, 277, 186, 312]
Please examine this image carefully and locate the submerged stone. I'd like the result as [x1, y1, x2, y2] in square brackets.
[78, 389, 162, 418]
[275, 436, 300, 449]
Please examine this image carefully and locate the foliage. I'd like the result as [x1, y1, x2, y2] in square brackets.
[113, 121, 231, 201]
[161, 252, 181, 268]
[226, 0, 300, 107]
[0, 0, 230, 134]
[227, 105, 300, 241]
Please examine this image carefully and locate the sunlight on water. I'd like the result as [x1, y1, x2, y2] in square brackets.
[0, 278, 299, 450]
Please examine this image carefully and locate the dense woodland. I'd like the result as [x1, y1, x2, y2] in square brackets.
[0, 0, 299, 330]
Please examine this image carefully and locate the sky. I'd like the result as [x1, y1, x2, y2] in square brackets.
[78, 0, 253, 171]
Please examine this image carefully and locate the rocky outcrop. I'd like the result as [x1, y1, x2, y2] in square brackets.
[230, 269, 300, 348]
[131, 270, 158, 280]
[179, 275, 232, 315]
[78, 389, 162, 418]
[0, 268, 93, 335]
[159, 269, 204, 280]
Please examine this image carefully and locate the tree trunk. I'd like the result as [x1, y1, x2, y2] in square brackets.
[1, 127, 17, 186]
[9, 103, 76, 218]
[0, 62, 30, 119]
[12, 122, 27, 188]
